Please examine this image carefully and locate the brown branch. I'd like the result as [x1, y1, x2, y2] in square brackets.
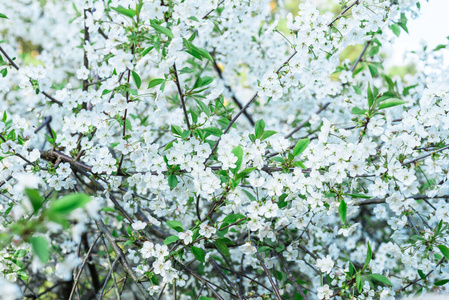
[328, 0, 360, 27]
[277, 253, 309, 300]
[212, 59, 255, 126]
[96, 220, 153, 300]
[68, 234, 102, 300]
[173, 63, 191, 131]
[402, 145, 449, 166]
[209, 257, 243, 300]
[252, 240, 283, 300]
[174, 260, 226, 300]
[351, 40, 370, 72]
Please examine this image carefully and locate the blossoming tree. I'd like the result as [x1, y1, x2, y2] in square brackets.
[1, 0, 449, 299]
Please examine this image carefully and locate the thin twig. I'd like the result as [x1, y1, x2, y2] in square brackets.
[209, 257, 243, 300]
[328, 0, 360, 27]
[252, 240, 283, 300]
[96, 220, 153, 300]
[68, 234, 102, 300]
[98, 256, 120, 300]
[212, 59, 255, 126]
[277, 253, 309, 300]
[351, 40, 370, 72]
[173, 63, 191, 131]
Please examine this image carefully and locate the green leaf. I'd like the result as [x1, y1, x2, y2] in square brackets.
[151, 24, 174, 38]
[166, 220, 184, 232]
[367, 83, 374, 108]
[193, 98, 211, 117]
[30, 236, 49, 263]
[339, 200, 347, 224]
[368, 64, 378, 77]
[260, 130, 277, 141]
[435, 279, 449, 286]
[390, 24, 401, 37]
[14, 249, 27, 258]
[369, 274, 393, 286]
[48, 193, 90, 215]
[351, 107, 367, 115]
[364, 242, 372, 270]
[171, 125, 183, 136]
[255, 119, 265, 139]
[191, 246, 205, 262]
[0, 13, 8, 19]
[131, 71, 141, 89]
[236, 167, 257, 180]
[200, 76, 214, 87]
[230, 145, 243, 174]
[437, 245, 449, 260]
[433, 44, 447, 51]
[222, 213, 246, 224]
[214, 239, 230, 257]
[148, 78, 165, 89]
[345, 193, 371, 199]
[418, 269, 426, 280]
[378, 98, 406, 110]
[111, 6, 136, 18]
[181, 130, 191, 140]
[25, 188, 43, 213]
[293, 138, 310, 157]
[164, 235, 180, 245]
[204, 127, 223, 137]
[356, 272, 362, 293]
[141, 46, 154, 56]
[198, 48, 213, 62]
[168, 174, 178, 189]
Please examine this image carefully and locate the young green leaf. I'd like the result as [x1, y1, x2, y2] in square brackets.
[151, 24, 174, 38]
[131, 71, 141, 89]
[190, 246, 205, 263]
[255, 119, 265, 139]
[378, 98, 406, 110]
[198, 48, 214, 62]
[0, 13, 8, 19]
[168, 174, 178, 189]
[164, 235, 180, 245]
[222, 213, 246, 224]
[31, 236, 49, 263]
[193, 98, 211, 117]
[363, 242, 372, 270]
[25, 188, 43, 213]
[293, 138, 310, 157]
[339, 200, 347, 224]
[437, 244, 449, 260]
[351, 107, 367, 115]
[434, 279, 449, 286]
[148, 78, 165, 88]
[110, 6, 136, 18]
[214, 239, 230, 257]
[48, 193, 91, 215]
[260, 130, 276, 141]
[367, 83, 374, 108]
[230, 145, 243, 174]
[166, 220, 184, 232]
[369, 274, 393, 286]
[204, 127, 223, 137]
